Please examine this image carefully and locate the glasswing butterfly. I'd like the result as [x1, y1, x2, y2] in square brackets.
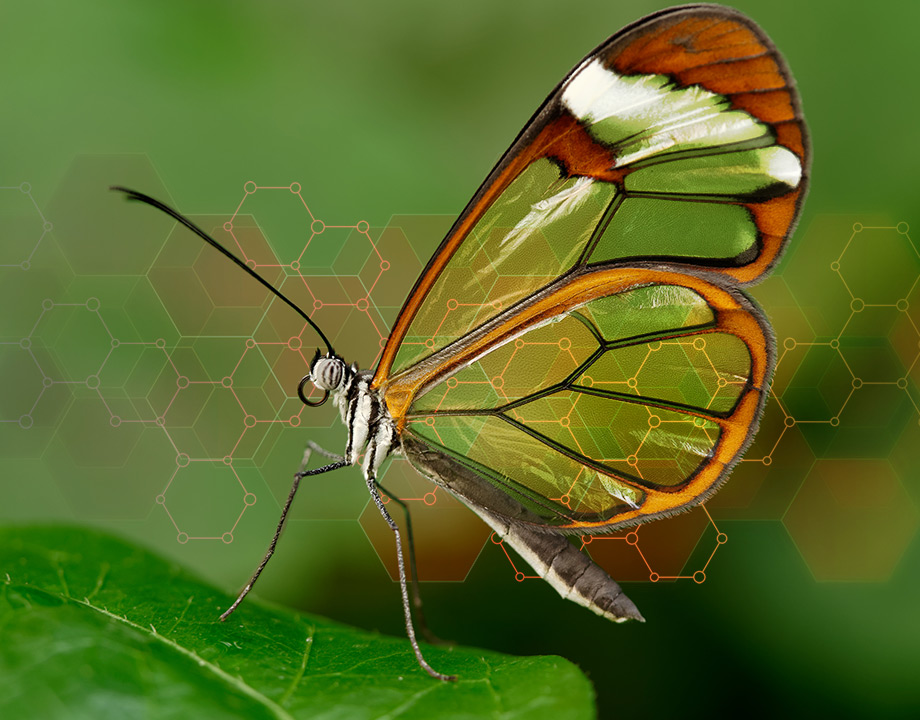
[115, 3, 808, 681]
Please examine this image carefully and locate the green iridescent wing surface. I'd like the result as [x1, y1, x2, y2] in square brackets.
[400, 270, 772, 531]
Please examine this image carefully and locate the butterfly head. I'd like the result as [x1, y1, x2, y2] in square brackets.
[298, 350, 350, 407]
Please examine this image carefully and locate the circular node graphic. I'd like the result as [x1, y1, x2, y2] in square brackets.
[716, 533, 728, 544]
[897, 299, 909, 312]
[243, 181, 257, 194]
[896, 222, 909, 234]
[356, 220, 369, 233]
[177, 376, 189, 389]
[423, 492, 437, 506]
[18, 415, 33, 429]
[221, 532, 233, 544]
[830, 417, 840, 427]
[693, 570, 706, 584]
[86, 297, 100, 311]
[380, 260, 390, 271]
[85, 375, 100, 389]
[850, 298, 865, 312]
[19, 338, 31, 350]
[852, 223, 863, 232]
[156, 494, 165, 505]
[311, 220, 325, 234]
[221, 376, 233, 388]
[649, 572, 660, 582]
[244, 493, 257, 506]
[514, 572, 525, 582]
[289, 182, 301, 193]
[763, 456, 772, 466]
[626, 532, 639, 545]
[177, 532, 189, 544]
[109, 416, 121, 427]
[177, 453, 190, 467]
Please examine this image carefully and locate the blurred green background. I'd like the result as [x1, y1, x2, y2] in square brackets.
[2, 0, 918, 716]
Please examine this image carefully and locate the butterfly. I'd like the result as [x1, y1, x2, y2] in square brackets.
[115, 4, 808, 681]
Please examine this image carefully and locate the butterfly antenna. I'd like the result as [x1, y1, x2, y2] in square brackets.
[111, 186, 334, 356]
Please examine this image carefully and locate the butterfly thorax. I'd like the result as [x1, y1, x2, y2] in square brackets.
[311, 355, 396, 477]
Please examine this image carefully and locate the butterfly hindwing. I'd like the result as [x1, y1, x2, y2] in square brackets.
[397, 267, 770, 531]
[375, 4, 808, 383]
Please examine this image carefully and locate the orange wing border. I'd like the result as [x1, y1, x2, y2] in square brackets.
[383, 265, 773, 532]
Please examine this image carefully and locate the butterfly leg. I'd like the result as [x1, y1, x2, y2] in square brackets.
[375, 481, 448, 647]
[365, 472, 457, 681]
[219, 459, 348, 620]
[302, 439, 345, 464]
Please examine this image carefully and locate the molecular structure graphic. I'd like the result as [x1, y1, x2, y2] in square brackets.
[6, 164, 918, 589]
[0, 183, 52, 270]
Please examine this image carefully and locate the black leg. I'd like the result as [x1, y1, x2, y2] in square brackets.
[365, 474, 456, 681]
[219, 460, 347, 620]
[376, 481, 447, 646]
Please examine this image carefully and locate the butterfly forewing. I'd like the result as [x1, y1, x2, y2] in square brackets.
[375, 5, 807, 384]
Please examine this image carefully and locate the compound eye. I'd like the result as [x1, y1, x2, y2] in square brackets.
[298, 375, 328, 407]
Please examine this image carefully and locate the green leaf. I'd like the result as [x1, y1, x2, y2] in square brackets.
[0, 525, 596, 719]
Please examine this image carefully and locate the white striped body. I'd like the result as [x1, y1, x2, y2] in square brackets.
[312, 355, 396, 478]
